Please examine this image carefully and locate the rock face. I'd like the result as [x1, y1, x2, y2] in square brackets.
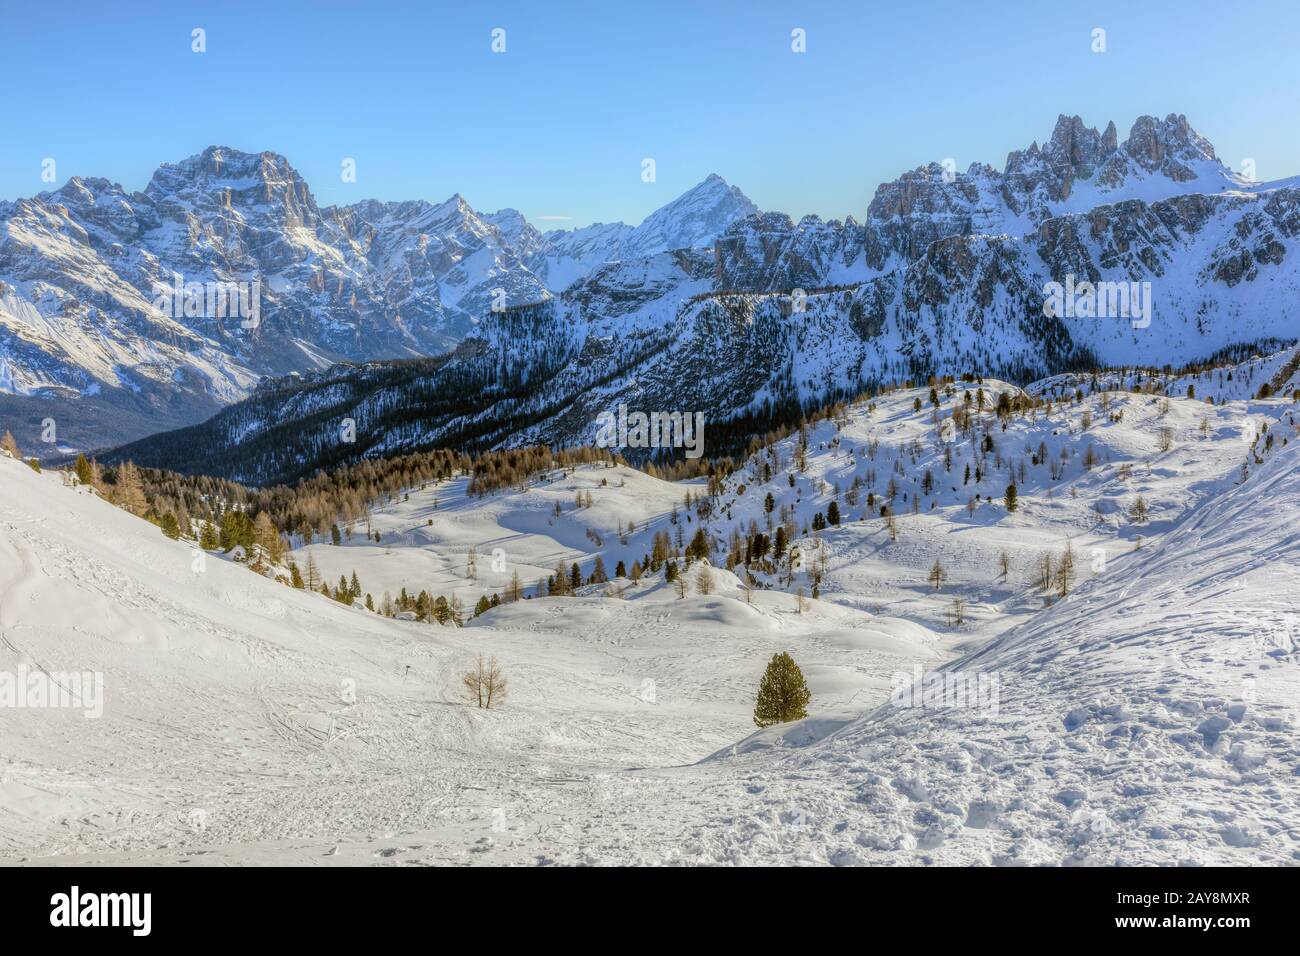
[113, 177, 1300, 486]
[0, 150, 755, 450]
[711, 113, 1240, 293]
[5, 112, 1296, 465]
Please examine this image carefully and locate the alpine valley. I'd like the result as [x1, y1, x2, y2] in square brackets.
[4, 107, 1300, 872]
[3, 112, 1298, 482]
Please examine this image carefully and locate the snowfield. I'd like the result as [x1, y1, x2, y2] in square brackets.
[1, 373, 1298, 865]
[0, 450, 937, 865]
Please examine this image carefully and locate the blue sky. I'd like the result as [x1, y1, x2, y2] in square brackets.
[3, 0, 1298, 227]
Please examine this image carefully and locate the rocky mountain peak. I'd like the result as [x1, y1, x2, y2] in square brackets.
[1101, 120, 1119, 153]
[144, 146, 320, 228]
[1, 113, 1279, 458]
[1122, 112, 1217, 171]
[1042, 114, 1109, 174]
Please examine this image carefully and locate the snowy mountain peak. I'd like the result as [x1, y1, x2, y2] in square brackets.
[3, 114, 1294, 456]
[537, 174, 759, 288]
[143, 144, 322, 232]
[1005, 112, 1224, 188]
[658, 172, 751, 211]
[146, 145, 309, 196]
[856, 110, 1243, 272]
[617, 173, 759, 259]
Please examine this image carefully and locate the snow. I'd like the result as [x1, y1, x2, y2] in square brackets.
[2, 368, 1298, 865]
[0, 449, 935, 864]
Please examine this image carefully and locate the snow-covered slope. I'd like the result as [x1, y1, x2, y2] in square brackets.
[4, 369, 1298, 864]
[285, 379, 1300, 864]
[289, 370, 1299, 650]
[678, 427, 1300, 865]
[0, 451, 937, 864]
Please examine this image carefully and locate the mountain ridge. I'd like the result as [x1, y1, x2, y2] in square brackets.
[4, 112, 1295, 466]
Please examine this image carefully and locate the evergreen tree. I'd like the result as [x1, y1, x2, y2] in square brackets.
[549, 560, 569, 596]
[686, 527, 710, 562]
[826, 500, 840, 526]
[219, 509, 255, 552]
[1005, 483, 1018, 512]
[331, 524, 342, 546]
[74, 453, 94, 486]
[289, 561, 305, 589]
[753, 652, 812, 727]
[159, 513, 181, 540]
[432, 595, 452, 624]
[474, 595, 492, 617]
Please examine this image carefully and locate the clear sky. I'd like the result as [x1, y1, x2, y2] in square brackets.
[3, 0, 1298, 227]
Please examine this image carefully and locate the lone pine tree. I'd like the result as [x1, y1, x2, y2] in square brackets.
[753, 652, 812, 728]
